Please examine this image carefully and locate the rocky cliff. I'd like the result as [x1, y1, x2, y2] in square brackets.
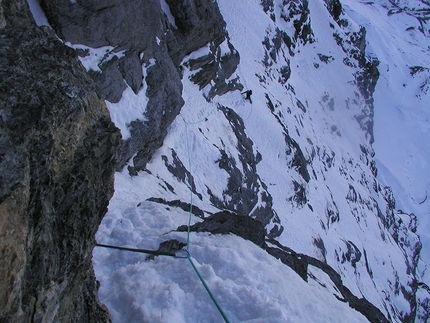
[40, 0, 242, 175]
[1, 0, 429, 322]
[0, 1, 120, 321]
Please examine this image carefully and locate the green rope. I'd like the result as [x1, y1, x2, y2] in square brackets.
[181, 115, 231, 323]
[95, 244, 230, 321]
[182, 120, 193, 251]
[187, 255, 231, 323]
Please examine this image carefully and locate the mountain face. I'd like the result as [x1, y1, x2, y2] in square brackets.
[2, 0, 430, 322]
[88, 0, 427, 321]
[0, 1, 120, 321]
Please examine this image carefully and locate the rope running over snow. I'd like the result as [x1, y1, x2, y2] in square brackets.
[176, 64, 255, 322]
[181, 116, 231, 323]
[97, 72, 257, 322]
[96, 116, 231, 323]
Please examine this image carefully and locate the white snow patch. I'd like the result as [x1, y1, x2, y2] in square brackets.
[106, 85, 148, 140]
[64, 43, 126, 72]
[94, 233, 367, 323]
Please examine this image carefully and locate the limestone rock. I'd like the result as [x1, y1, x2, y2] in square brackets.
[0, 0, 34, 28]
[40, 0, 161, 101]
[164, 0, 227, 65]
[0, 17, 120, 323]
[178, 211, 267, 248]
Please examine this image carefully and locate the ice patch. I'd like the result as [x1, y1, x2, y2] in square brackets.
[27, 0, 50, 27]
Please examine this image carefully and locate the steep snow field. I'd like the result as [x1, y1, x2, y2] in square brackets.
[90, 0, 428, 322]
[342, 0, 430, 286]
[95, 195, 366, 323]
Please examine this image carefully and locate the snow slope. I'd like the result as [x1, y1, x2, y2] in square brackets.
[91, 0, 429, 322]
[95, 198, 366, 323]
[342, 0, 430, 286]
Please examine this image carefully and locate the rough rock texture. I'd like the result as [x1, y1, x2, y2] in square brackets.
[40, 0, 163, 102]
[41, 0, 241, 174]
[184, 40, 243, 100]
[0, 2, 121, 321]
[0, 0, 34, 28]
[178, 211, 267, 248]
[40, 0, 184, 174]
[164, 0, 227, 66]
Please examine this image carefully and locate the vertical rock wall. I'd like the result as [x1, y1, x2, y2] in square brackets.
[0, 1, 121, 322]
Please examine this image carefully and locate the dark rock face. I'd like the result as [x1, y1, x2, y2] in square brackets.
[125, 0, 240, 173]
[146, 197, 205, 218]
[123, 53, 184, 173]
[41, 0, 241, 174]
[184, 40, 243, 100]
[0, 0, 34, 28]
[178, 211, 267, 248]
[323, 0, 343, 22]
[164, 0, 227, 66]
[40, 0, 184, 174]
[41, 0, 157, 49]
[40, 0, 163, 102]
[87, 57, 128, 104]
[0, 8, 120, 322]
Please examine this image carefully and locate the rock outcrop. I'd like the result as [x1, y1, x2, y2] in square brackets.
[40, 0, 242, 174]
[0, 1, 121, 321]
